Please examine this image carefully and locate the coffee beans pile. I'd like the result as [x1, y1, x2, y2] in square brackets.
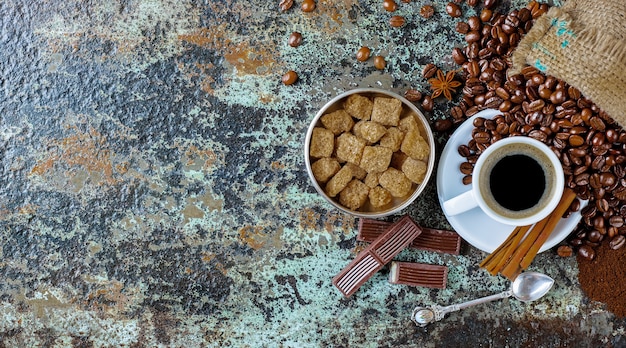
[444, 0, 626, 258]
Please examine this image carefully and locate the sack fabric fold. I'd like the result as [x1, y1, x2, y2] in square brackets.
[511, 0, 626, 127]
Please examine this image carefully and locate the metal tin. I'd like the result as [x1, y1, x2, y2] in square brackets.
[304, 88, 436, 218]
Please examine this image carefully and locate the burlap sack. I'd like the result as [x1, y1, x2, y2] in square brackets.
[511, 0, 626, 127]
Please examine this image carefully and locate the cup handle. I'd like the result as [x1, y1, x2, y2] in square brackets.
[442, 190, 479, 216]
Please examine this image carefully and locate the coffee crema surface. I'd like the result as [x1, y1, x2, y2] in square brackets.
[477, 142, 557, 220]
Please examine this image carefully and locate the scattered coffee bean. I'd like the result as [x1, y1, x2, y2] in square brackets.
[446, 2, 462, 18]
[434, 119, 453, 132]
[456, 21, 470, 34]
[288, 32, 303, 47]
[466, 0, 478, 6]
[421, 95, 434, 112]
[420, 5, 435, 18]
[356, 46, 371, 62]
[389, 15, 406, 28]
[383, 0, 398, 12]
[451, 47, 466, 65]
[462, 175, 472, 185]
[301, 0, 316, 12]
[373, 55, 386, 70]
[422, 63, 438, 79]
[279, 0, 294, 11]
[557, 245, 573, 257]
[282, 70, 298, 85]
[404, 89, 422, 102]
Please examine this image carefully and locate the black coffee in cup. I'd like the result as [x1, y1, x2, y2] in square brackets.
[477, 142, 558, 220]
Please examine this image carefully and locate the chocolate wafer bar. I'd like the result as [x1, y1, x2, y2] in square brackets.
[332, 215, 422, 297]
[358, 218, 462, 255]
[388, 261, 448, 289]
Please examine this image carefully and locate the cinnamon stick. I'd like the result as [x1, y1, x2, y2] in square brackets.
[479, 188, 578, 280]
[500, 188, 577, 279]
[520, 188, 577, 269]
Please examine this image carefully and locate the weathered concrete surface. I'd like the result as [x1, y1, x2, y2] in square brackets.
[0, 0, 624, 347]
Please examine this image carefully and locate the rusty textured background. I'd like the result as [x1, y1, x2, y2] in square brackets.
[1, 0, 625, 347]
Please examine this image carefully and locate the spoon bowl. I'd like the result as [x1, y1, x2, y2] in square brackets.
[511, 271, 554, 302]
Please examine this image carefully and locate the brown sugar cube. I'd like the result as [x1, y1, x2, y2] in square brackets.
[325, 165, 353, 197]
[345, 163, 367, 180]
[320, 109, 355, 135]
[360, 146, 393, 173]
[311, 158, 341, 183]
[339, 179, 370, 210]
[353, 121, 387, 143]
[398, 114, 420, 133]
[310, 127, 334, 158]
[371, 97, 403, 126]
[364, 172, 381, 188]
[379, 127, 404, 152]
[369, 186, 393, 208]
[402, 157, 428, 184]
[344, 94, 373, 120]
[401, 129, 430, 161]
[336, 133, 366, 165]
[379, 167, 413, 197]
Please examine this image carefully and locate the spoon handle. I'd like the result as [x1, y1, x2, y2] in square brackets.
[441, 289, 513, 314]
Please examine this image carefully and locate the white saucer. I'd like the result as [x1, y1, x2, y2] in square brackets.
[436, 109, 584, 253]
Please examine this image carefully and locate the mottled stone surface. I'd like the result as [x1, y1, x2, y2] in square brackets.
[0, 0, 625, 347]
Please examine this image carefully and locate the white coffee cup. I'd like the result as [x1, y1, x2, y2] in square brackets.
[442, 136, 564, 226]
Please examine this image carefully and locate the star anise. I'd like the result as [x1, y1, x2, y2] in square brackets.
[428, 69, 462, 100]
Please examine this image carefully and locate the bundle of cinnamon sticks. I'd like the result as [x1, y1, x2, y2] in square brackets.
[480, 188, 577, 280]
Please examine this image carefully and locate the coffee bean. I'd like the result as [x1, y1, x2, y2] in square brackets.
[484, 0, 497, 9]
[467, 0, 478, 7]
[404, 89, 422, 102]
[288, 32, 303, 47]
[557, 245, 573, 257]
[420, 5, 435, 18]
[446, 2, 462, 18]
[587, 230, 604, 243]
[356, 46, 371, 62]
[473, 131, 490, 143]
[421, 95, 434, 112]
[383, 0, 398, 12]
[282, 70, 298, 85]
[569, 134, 585, 147]
[480, 8, 493, 22]
[460, 162, 473, 174]
[465, 31, 481, 43]
[590, 116, 606, 131]
[609, 216, 624, 227]
[458, 144, 471, 157]
[451, 106, 465, 120]
[422, 63, 438, 79]
[279, 0, 294, 11]
[389, 15, 406, 27]
[434, 119, 453, 132]
[610, 235, 626, 250]
[462, 175, 473, 185]
[465, 60, 480, 78]
[301, 0, 316, 12]
[456, 21, 470, 34]
[373, 56, 386, 70]
[452, 47, 467, 65]
[578, 245, 596, 260]
[468, 16, 482, 31]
